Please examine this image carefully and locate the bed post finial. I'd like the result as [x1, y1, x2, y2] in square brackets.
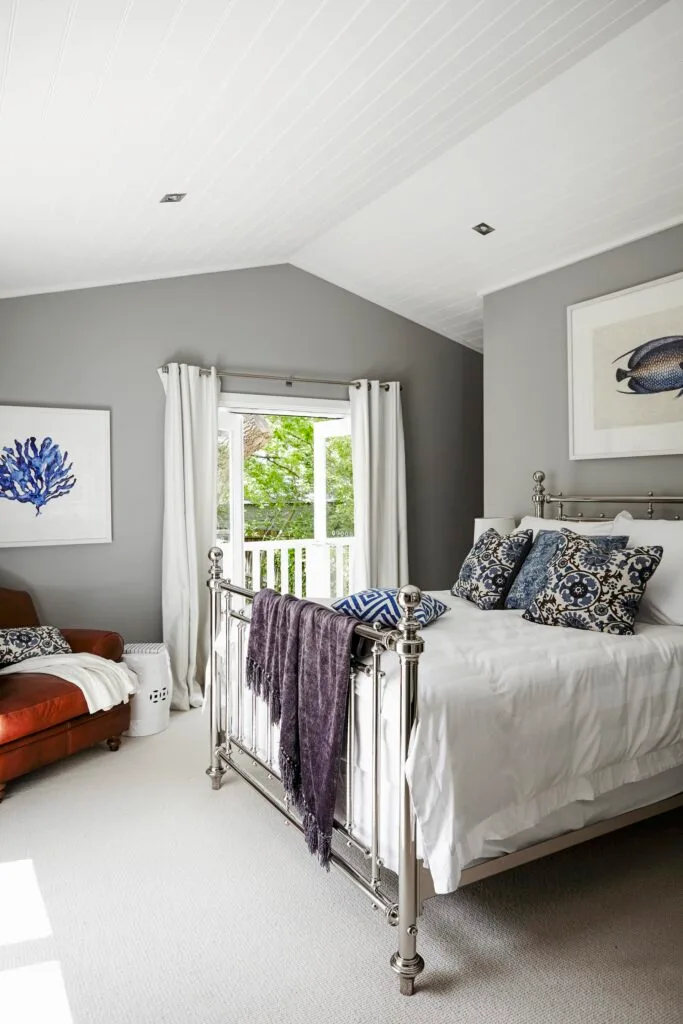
[391, 584, 425, 996]
[209, 546, 223, 579]
[532, 471, 546, 519]
[397, 584, 421, 623]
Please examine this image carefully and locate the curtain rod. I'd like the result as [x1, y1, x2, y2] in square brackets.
[159, 365, 398, 391]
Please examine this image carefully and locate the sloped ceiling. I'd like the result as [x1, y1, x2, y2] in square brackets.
[293, 0, 683, 350]
[0, 0, 680, 352]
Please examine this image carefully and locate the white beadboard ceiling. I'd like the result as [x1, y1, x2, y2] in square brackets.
[0, 0, 680, 353]
[293, 0, 683, 350]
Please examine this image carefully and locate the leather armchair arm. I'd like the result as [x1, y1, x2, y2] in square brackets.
[61, 629, 124, 662]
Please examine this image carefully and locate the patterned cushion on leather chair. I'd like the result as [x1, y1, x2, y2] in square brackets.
[0, 626, 71, 669]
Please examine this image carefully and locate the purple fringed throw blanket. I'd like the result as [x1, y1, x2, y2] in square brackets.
[245, 589, 357, 868]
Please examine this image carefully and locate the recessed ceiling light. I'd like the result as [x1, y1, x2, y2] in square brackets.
[472, 222, 495, 235]
[160, 193, 187, 203]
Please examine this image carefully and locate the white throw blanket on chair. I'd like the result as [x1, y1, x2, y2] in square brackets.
[0, 653, 138, 714]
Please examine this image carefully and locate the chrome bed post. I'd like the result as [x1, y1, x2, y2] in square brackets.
[390, 585, 425, 996]
[532, 470, 546, 518]
[206, 547, 227, 790]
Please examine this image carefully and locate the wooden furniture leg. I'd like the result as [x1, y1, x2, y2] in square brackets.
[106, 736, 122, 752]
[0, 782, 6, 802]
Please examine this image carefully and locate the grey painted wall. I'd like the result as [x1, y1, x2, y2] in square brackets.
[0, 264, 482, 640]
[484, 224, 683, 518]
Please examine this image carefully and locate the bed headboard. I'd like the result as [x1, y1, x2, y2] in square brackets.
[531, 470, 683, 522]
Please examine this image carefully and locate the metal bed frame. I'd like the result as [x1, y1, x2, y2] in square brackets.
[206, 470, 683, 996]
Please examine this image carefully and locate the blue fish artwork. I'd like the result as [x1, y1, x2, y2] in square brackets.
[614, 335, 683, 398]
[0, 436, 76, 515]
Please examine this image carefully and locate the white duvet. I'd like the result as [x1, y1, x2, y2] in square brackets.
[215, 593, 683, 895]
[398, 594, 683, 893]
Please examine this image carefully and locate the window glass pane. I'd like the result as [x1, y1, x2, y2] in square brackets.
[326, 433, 354, 538]
[244, 415, 315, 541]
[217, 407, 353, 599]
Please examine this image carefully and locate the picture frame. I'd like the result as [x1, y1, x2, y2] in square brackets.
[0, 405, 111, 547]
[567, 270, 683, 460]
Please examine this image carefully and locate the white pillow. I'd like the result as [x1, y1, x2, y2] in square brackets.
[516, 513, 632, 540]
[613, 513, 683, 625]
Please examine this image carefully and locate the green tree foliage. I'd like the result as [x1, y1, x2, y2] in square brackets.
[325, 434, 354, 538]
[217, 415, 353, 541]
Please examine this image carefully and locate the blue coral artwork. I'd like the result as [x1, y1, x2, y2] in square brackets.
[0, 436, 77, 515]
[0, 406, 111, 548]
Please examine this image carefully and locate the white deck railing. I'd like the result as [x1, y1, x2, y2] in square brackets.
[217, 536, 353, 600]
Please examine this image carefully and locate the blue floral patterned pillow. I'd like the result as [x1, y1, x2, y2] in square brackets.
[505, 531, 628, 610]
[0, 625, 72, 669]
[523, 530, 663, 635]
[451, 528, 533, 610]
[332, 589, 448, 628]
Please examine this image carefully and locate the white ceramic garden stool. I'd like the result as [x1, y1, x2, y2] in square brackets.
[122, 642, 172, 737]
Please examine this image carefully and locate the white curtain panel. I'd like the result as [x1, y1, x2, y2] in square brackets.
[158, 363, 219, 710]
[349, 380, 408, 591]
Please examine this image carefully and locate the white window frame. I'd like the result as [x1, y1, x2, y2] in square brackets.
[219, 392, 350, 419]
[217, 392, 352, 594]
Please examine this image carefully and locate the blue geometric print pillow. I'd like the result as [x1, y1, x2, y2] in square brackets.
[0, 625, 72, 669]
[332, 589, 448, 629]
[451, 528, 533, 610]
[505, 530, 628, 610]
[523, 530, 663, 635]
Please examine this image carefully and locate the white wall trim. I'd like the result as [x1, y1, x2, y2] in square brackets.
[219, 392, 350, 418]
[0, 259, 285, 300]
[477, 215, 683, 298]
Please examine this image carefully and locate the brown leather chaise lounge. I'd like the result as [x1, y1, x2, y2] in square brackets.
[0, 587, 131, 802]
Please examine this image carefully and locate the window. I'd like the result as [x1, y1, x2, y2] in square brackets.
[217, 395, 353, 599]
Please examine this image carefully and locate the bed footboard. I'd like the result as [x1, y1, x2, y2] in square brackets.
[206, 547, 426, 995]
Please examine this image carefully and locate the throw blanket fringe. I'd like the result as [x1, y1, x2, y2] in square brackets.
[303, 811, 333, 869]
[245, 658, 273, 714]
[246, 589, 357, 869]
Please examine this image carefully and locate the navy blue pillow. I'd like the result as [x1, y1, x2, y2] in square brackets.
[333, 589, 448, 628]
[452, 529, 533, 610]
[505, 531, 628, 610]
[523, 531, 662, 635]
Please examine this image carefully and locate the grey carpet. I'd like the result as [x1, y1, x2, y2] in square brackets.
[0, 710, 680, 1024]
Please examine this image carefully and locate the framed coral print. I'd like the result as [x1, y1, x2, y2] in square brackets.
[568, 270, 683, 460]
[0, 406, 111, 547]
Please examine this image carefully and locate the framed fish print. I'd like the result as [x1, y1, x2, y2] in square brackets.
[0, 405, 111, 547]
[568, 270, 683, 460]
